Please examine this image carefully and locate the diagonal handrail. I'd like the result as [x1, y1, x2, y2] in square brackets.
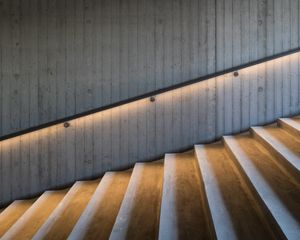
[1, 47, 300, 142]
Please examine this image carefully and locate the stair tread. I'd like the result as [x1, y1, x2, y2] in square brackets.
[224, 135, 300, 239]
[159, 152, 212, 240]
[110, 161, 163, 240]
[2, 190, 67, 239]
[68, 172, 131, 240]
[33, 180, 99, 240]
[290, 117, 300, 125]
[0, 199, 36, 237]
[279, 118, 300, 133]
[252, 126, 300, 172]
[195, 143, 276, 240]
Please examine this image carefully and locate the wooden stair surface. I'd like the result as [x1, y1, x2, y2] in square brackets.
[195, 143, 277, 240]
[110, 162, 163, 240]
[159, 152, 213, 240]
[0, 116, 299, 240]
[69, 172, 131, 240]
[1, 190, 68, 239]
[224, 134, 299, 239]
[0, 199, 36, 237]
[32, 181, 99, 240]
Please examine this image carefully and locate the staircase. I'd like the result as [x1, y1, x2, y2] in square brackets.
[0, 117, 299, 240]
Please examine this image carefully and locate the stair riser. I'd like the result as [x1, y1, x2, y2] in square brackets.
[223, 139, 287, 240]
[111, 163, 163, 240]
[278, 119, 300, 138]
[250, 129, 300, 182]
[69, 172, 131, 240]
[0, 200, 35, 237]
[193, 150, 218, 240]
[33, 182, 99, 240]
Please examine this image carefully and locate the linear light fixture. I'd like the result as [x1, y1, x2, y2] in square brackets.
[0, 47, 300, 142]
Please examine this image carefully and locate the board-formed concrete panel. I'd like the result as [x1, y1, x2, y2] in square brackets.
[0, 0, 300, 137]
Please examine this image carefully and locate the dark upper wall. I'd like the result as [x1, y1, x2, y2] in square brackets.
[0, 0, 299, 136]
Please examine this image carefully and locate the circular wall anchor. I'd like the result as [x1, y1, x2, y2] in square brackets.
[64, 122, 70, 128]
[233, 71, 239, 77]
[150, 96, 156, 102]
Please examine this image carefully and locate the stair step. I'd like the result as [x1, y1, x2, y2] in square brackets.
[0, 199, 36, 237]
[224, 135, 300, 240]
[110, 161, 163, 240]
[158, 152, 213, 240]
[33, 180, 99, 240]
[278, 118, 300, 138]
[251, 126, 300, 176]
[291, 117, 300, 125]
[195, 143, 276, 240]
[68, 171, 131, 240]
[1, 190, 67, 239]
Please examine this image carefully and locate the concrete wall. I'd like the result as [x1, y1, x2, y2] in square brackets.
[1, 52, 300, 205]
[1, 0, 299, 136]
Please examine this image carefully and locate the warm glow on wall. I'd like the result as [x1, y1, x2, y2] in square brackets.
[0, 52, 299, 150]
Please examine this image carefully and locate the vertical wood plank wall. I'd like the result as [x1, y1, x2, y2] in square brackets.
[1, 52, 300, 205]
[0, 0, 300, 136]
